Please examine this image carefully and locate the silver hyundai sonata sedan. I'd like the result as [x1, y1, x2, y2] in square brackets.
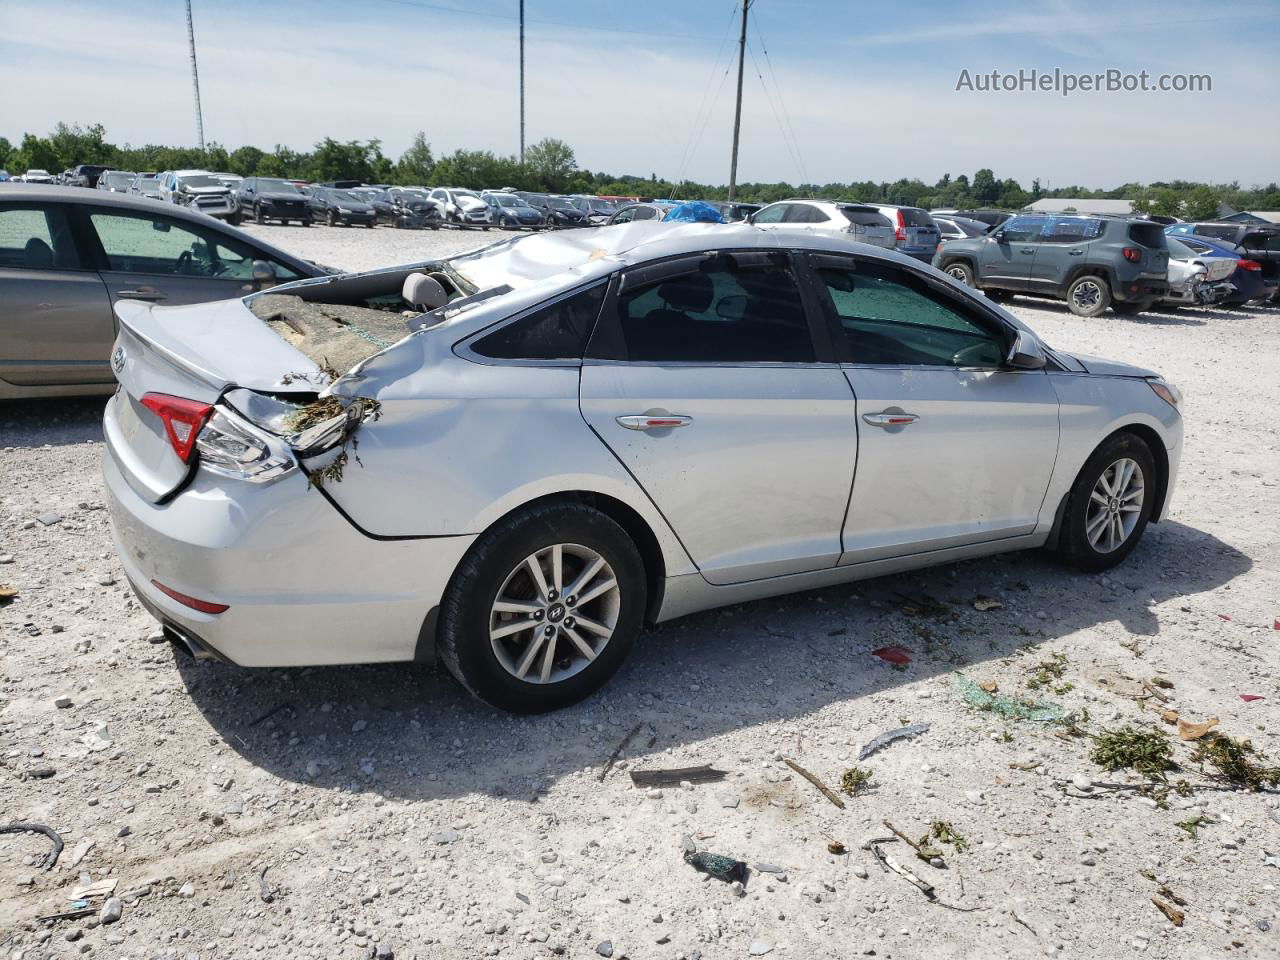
[103, 222, 1183, 712]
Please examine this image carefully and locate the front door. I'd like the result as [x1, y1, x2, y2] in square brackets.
[579, 250, 858, 585]
[1026, 215, 1103, 292]
[977, 215, 1044, 290]
[0, 201, 115, 386]
[802, 253, 1060, 562]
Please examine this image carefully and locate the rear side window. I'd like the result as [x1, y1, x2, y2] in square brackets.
[0, 204, 82, 270]
[1194, 224, 1238, 241]
[611, 253, 814, 363]
[785, 204, 827, 223]
[841, 208, 891, 228]
[899, 207, 934, 227]
[1040, 217, 1104, 243]
[471, 284, 605, 361]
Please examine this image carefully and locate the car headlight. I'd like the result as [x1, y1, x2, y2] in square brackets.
[1146, 377, 1182, 410]
[337, 207, 352, 214]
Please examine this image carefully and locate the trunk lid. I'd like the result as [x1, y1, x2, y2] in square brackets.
[106, 298, 320, 503]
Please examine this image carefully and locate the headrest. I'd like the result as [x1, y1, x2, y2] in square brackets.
[24, 237, 53, 270]
[656, 271, 715, 313]
[401, 272, 448, 310]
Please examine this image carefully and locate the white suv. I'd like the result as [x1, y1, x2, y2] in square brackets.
[430, 187, 492, 228]
[156, 170, 238, 220]
[750, 199, 895, 249]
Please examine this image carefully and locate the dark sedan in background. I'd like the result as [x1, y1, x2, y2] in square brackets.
[307, 187, 377, 227]
[0, 185, 326, 399]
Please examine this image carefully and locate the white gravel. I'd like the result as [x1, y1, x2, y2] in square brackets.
[2, 225, 1278, 959]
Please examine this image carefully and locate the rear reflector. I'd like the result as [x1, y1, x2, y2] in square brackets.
[141, 393, 213, 464]
[151, 579, 229, 614]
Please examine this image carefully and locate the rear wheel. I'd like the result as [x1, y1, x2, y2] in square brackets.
[254, 204, 266, 225]
[1066, 275, 1111, 317]
[438, 502, 646, 713]
[1055, 432, 1156, 572]
[228, 212, 243, 226]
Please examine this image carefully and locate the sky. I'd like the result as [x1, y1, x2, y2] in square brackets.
[2, 0, 1279, 189]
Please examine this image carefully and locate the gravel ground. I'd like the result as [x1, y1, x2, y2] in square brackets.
[2, 225, 1279, 960]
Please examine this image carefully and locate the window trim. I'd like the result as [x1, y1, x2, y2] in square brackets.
[454, 277, 611, 367]
[584, 248, 838, 367]
[796, 252, 1021, 371]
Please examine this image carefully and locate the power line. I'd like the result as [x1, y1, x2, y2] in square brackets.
[374, 0, 723, 43]
[672, 1, 740, 190]
[749, 13, 809, 187]
[746, 42, 806, 190]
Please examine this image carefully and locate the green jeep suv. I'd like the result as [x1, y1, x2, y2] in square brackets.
[932, 214, 1170, 317]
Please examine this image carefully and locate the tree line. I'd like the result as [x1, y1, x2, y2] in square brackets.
[4, 123, 1278, 217]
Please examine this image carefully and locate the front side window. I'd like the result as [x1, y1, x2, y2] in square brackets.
[999, 216, 1046, 243]
[814, 257, 1006, 367]
[1040, 216, 1104, 243]
[612, 208, 635, 223]
[613, 253, 814, 363]
[470, 284, 605, 361]
[87, 211, 301, 281]
[752, 203, 789, 224]
[0, 204, 82, 270]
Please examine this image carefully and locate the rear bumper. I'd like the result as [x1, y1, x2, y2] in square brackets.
[1113, 276, 1169, 302]
[103, 449, 475, 666]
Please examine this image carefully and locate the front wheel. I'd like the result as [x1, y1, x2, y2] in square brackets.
[437, 502, 646, 713]
[227, 212, 243, 226]
[1055, 432, 1156, 572]
[943, 261, 975, 286]
[1066, 275, 1111, 317]
[327, 211, 338, 227]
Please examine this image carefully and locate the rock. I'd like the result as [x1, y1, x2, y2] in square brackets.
[100, 898, 122, 924]
[65, 928, 83, 942]
[97, 574, 116, 586]
[352, 719, 368, 732]
[374, 943, 394, 959]
[431, 829, 460, 844]
[596, 942, 614, 958]
[84, 724, 113, 752]
[718, 793, 741, 809]
[36, 513, 63, 526]
[853, 864, 869, 879]
[27, 766, 56, 779]
[1071, 776, 1094, 792]
[755, 863, 784, 874]
[178, 881, 195, 898]
[749, 941, 774, 956]
[53, 695, 73, 709]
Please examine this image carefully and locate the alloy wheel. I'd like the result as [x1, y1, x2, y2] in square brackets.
[1072, 279, 1103, 311]
[1085, 457, 1144, 553]
[946, 265, 970, 284]
[488, 543, 621, 684]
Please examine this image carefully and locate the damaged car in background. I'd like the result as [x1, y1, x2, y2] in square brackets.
[103, 222, 1183, 713]
[1161, 236, 1237, 307]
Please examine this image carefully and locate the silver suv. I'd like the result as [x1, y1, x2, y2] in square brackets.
[750, 199, 895, 249]
[933, 214, 1170, 317]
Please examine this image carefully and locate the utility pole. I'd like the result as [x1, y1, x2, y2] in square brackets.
[519, 0, 525, 163]
[185, 0, 206, 152]
[727, 0, 749, 201]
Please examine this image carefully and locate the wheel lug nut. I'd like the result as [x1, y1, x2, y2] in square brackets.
[564, 617, 575, 628]
[533, 610, 544, 620]
[566, 596, 576, 606]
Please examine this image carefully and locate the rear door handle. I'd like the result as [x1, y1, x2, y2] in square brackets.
[116, 287, 167, 301]
[862, 412, 919, 428]
[616, 415, 692, 431]
[1068, 249, 1085, 256]
[1020, 248, 1035, 254]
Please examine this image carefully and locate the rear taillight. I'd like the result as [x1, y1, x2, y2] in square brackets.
[1238, 259, 1261, 272]
[141, 393, 213, 463]
[895, 209, 907, 244]
[1122, 247, 1142, 262]
[196, 408, 295, 482]
[150, 579, 229, 614]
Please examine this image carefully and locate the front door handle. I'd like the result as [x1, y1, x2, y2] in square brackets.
[1020, 248, 1035, 254]
[616, 414, 692, 431]
[862, 412, 919, 428]
[117, 287, 166, 301]
[1068, 249, 1085, 256]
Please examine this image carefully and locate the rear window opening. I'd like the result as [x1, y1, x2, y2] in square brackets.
[248, 264, 469, 372]
[1128, 223, 1167, 248]
[898, 207, 935, 227]
[839, 207, 892, 228]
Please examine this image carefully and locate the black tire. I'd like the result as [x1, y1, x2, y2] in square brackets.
[943, 261, 975, 286]
[986, 288, 1015, 302]
[227, 212, 242, 227]
[254, 204, 265, 225]
[327, 211, 338, 227]
[437, 501, 647, 713]
[301, 219, 311, 228]
[1066, 274, 1112, 317]
[1055, 431, 1157, 572]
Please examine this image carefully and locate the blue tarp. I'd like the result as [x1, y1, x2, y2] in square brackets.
[663, 201, 725, 223]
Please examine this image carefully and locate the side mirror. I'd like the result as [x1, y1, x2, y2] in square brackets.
[1005, 331, 1046, 370]
[991, 229, 1006, 242]
[251, 260, 277, 285]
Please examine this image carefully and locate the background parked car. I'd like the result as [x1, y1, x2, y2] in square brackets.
[1166, 220, 1280, 302]
[0, 185, 326, 399]
[379, 187, 443, 229]
[566, 195, 619, 224]
[64, 164, 112, 188]
[933, 213, 1170, 317]
[156, 170, 238, 220]
[0, 170, 10, 182]
[483, 191, 544, 230]
[934, 215, 991, 241]
[1161, 236, 1237, 307]
[309, 186, 377, 227]
[517, 193, 587, 228]
[1167, 234, 1278, 305]
[128, 175, 163, 200]
[232, 177, 314, 226]
[933, 209, 1014, 229]
[861, 203, 940, 261]
[96, 171, 137, 194]
[20, 169, 56, 184]
[750, 199, 896, 249]
[606, 201, 676, 224]
[712, 201, 762, 222]
[430, 187, 492, 228]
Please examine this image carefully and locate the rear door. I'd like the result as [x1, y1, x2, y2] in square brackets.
[977, 215, 1043, 290]
[79, 206, 306, 307]
[579, 250, 858, 584]
[1027, 216, 1103, 291]
[0, 200, 115, 386]
[803, 253, 1059, 561]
